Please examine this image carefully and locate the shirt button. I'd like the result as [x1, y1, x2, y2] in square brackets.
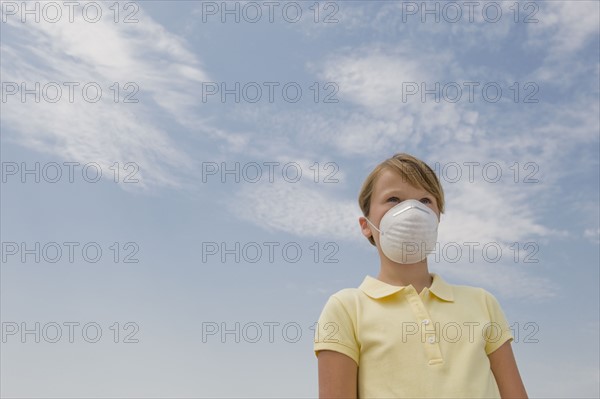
[428, 336, 436, 344]
[422, 319, 431, 325]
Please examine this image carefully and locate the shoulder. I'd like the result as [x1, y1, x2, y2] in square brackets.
[331, 287, 364, 301]
[441, 278, 506, 314]
[447, 279, 495, 301]
[318, 286, 367, 316]
[326, 287, 365, 310]
[446, 280, 507, 316]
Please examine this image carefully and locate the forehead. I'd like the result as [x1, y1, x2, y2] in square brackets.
[373, 168, 428, 196]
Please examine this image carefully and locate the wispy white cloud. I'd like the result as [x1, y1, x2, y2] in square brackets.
[439, 182, 563, 244]
[436, 262, 560, 301]
[1, 1, 246, 191]
[291, 1, 516, 47]
[305, 43, 491, 151]
[584, 227, 600, 245]
[230, 180, 359, 241]
[526, 1, 600, 87]
[527, 1, 599, 57]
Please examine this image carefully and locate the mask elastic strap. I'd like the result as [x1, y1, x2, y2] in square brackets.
[364, 217, 382, 234]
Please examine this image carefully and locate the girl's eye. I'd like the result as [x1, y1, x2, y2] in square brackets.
[387, 197, 400, 203]
[420, 198, 432, 204]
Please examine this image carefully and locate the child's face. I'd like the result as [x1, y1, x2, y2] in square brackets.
[359, 168, 441, 246]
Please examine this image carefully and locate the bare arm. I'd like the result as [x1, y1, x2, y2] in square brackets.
[489, 341, 528, 399]
[318, 350, 358, 399]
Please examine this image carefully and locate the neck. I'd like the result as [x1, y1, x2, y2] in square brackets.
[377, 259, 432, 294]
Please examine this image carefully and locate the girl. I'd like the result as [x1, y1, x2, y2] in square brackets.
[314, 153, 528, 398]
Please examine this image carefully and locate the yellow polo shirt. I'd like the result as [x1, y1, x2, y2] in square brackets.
[314, 272, 514, 398]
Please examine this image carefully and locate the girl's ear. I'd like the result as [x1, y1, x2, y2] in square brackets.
[358, 216, 372, 239]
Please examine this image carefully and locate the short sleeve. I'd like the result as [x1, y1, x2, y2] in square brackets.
[483, 290, 515, 355]
[313, 295, 359, 365]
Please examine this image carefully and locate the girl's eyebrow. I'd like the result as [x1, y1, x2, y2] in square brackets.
[380, 188, 432, 198]
[379, 189, 404, 197]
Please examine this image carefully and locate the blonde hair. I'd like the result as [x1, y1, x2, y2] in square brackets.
[358, 153, 445, 246]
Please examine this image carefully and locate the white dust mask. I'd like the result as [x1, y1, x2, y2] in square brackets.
[365, 199, 439, 264]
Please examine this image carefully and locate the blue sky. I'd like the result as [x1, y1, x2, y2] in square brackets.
[1, 0, 599, 397]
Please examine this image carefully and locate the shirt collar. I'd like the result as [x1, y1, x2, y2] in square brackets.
[358, 272, 454, 302]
